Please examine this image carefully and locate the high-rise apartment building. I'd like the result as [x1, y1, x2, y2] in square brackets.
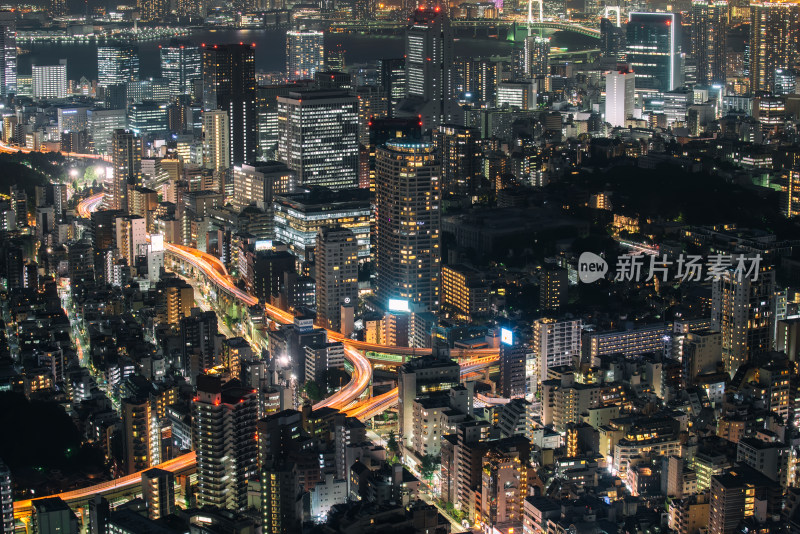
[539, 265, 568, 311]
[286, 29, 325, 81]
[160, 41, 202, 97]
[500, 343, 528, 399]
[0, 459, 12, 534]
[712, 264, 775, 375]
[0, 12, 16, 97]
[626, 12, 683, 92]
[531, 318, 582, 394]
[202, 109, 231, 173]
[398, 355, 461, 448]
[315, 226, 358, 333]
[32, 61, 67, 100]
[749, 1, 799, 93]
[605, 67, 635, 127]
[141, 468, 175, 520]
[193, 375, 258, 511]
[202, 44, 257, 167]
[524, 35, 550, 79]
[434, 124, 482, 198]
[708, 466, 780, 534]
[277, 90, 359, 190]
[137, 0, 168, 21]
[121, 397, 154, 474]
[97, 44, 139, 88]
[691, 0, 728, 85]
[402, 7, 456, 129]
[375, 141, 441, 310]
[106, 130, 142, 212]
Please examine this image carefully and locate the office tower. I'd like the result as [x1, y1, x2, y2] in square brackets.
[712, 264, 775, 376]
[0, 12, 15, 97]
[202, 43, 257, 167]
[500, 342, 527, 399]
[375, 141, 441, 310]
[379, 58, 406, 117]
[277, 90, 359, 190]
[402, 7, 456, 129]
[605, 67, 635, 127]
[193, 375, 258, 511]
[121, 397, 153, 474]
[434, 124, 482, 198]
[32, 61, 67, 100]
[496, 80, 537, 110]
[626, 12, 682, 92]
[231, 163, 295, 233]
[398, 355, 461, 448]
[106, 130, 142, 212]
[691, 0, 728, 85]
[0, 459, 11, 534]
[141, 468, 175, 520]
[531, 318, 581, 393]
[97, 44, 139, 87]
[749, 1, 799, 93]
[540, 265, 568, 310]
[600, 17, 625, 60]
[286, 29, 325, 81]
[138, 0, 168, 22]
[315, 226, 358, 333]
[32, 498, 79, 534]
[88, 109, 127, 154]
[128, 102, 169, 136]
[160, 41, 202, 97]
[440, 264, 489, 320]
[524, 35, 550, 78]
[274, 188, 371, 261]
[202, 109, 231, 173]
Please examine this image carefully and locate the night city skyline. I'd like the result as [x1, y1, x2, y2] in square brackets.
[0, 1, 796, 534]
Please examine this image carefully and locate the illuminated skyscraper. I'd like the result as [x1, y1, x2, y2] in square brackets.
[277, 90, 359, 190]
[626, 12, 683, 92]
[605, 67, 635, 127]
[202, 43, 257, 167]
[401, 7, 456, 129]
[691, 0, 728, 85]
[97, 44, 139, 88]
[137, 0, 168, 21]
[434, 124, 482, 197]
[202, 109, 231, 173]
[107, 130, 142, 212]
[781, 167, 800, 217]
[749, 1, 799, 93]
[286, 29, 325, 81]
[160, 41, 202, 97]
[375, 141, 441, 309]
[711, 264, 775, 376]
[315, 226, 359, 333]
[32, 61, 67, 100]
[524, 35, 550, 78]
[0, 12, 16, 97]
[192, 375, 258, 511]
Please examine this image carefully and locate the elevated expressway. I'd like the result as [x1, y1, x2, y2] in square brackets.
[11, 194, 500, 523]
